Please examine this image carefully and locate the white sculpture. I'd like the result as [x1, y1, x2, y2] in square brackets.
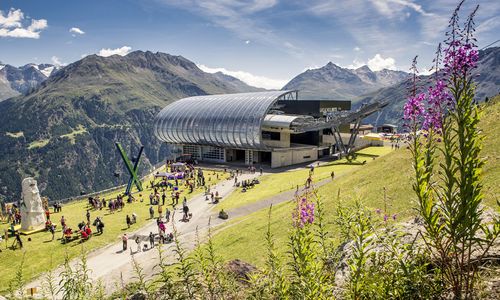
[20, 177, 46, 232]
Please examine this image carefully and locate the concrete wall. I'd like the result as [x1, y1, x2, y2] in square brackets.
[263, 132, 290, 148]
[271, 148, 318, 168]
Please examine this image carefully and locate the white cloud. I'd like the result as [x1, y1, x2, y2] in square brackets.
[51, 56, 65, 66]
[97, 46, 132, 57]
[353, 46, 361, 52]
[0, 8, 47, 39]
[345, 54, 397, 71]
[245, 40, 250, 44]
[367, 54, 397, 71]
[198, 64, 287, 90]
[347, 59, 366, 70]
[0, 8, 23, 28]
[69, 27, 85, 35]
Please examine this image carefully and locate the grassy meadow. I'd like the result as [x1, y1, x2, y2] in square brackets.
[216, 146, 393, 211]
[0, 167, 229, 294]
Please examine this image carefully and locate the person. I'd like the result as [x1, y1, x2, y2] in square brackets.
[131, 213, 137, 224]
[259, 167, 263, 175]
[149, 206, 154, 219]
[126, 215, 131, 228]
[49, 223, 56, 241]
[95, 217, 104, 234]
[122, 233, 128, 251]
[165, 208, 171, 223]
[60, 215, 66, 228]
[183, 204, 189, 221]
[158, 205, 163, 218]
[162, 193, 166, 206]
[86, 210, 90, 224]
[149, 232, 154, 248]
[331, 171, 335, 180]
[135, 236, 141, 252]
[45, 209, 50, 220]
[182, 197, 187, 208]
[14, 232, 23, 249]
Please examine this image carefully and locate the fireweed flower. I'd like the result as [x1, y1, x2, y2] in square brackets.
[375, 208, 382, 214]
[384, 214, 389, 222]
[443, 43, 479, 77]
[403, 93, 426, 123]
[292, 197, 315, 228]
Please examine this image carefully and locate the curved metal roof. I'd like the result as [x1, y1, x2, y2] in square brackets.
[262, 114, 314, 129]
[154, 91, 295, 150]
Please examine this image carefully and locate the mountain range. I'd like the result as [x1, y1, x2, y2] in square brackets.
[357, 47, 500, 126]
[283, 62, 409, 100]
[0, 47, 498, 201]
[0, 63, 58, 100]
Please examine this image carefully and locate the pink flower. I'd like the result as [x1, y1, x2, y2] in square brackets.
[293, 197, 315, 228]
[403, 93, 426, 123]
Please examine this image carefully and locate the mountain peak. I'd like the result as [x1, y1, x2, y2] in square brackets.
[355, 65, 372, 72]
[324, 61, 341, 69]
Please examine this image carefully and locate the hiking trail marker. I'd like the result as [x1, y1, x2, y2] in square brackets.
[115, 143, 144, 195]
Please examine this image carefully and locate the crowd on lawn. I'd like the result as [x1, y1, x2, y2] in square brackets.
[1, 160, 270, 254]
[0, 162, 238, 253]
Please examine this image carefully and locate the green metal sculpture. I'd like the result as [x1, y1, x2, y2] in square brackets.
[115, 143, 144, 195]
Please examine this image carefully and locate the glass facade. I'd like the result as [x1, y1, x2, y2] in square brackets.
[154, 91, 295, 150]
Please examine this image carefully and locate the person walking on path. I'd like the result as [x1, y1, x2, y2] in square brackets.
[330, 171, 335, 181]
[86, 210, 91, 224]
[182, 204, 190, 221]
[149, 232, 154, 248]
[122, 233, 128, 251]
[135, 236, 141, 253]
[165, 208, 171, 223]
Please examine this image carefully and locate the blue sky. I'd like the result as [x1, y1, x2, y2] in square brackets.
[1, 0, 499, 89]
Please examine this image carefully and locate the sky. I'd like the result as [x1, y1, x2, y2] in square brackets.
[0, 0, 499, 89]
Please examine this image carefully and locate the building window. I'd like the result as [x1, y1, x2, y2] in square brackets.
[183, 145, 201, 160]
[262, 131, 280, 141]
[201, 146, 225, 161]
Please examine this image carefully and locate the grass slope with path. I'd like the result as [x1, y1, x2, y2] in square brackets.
[0, 168, 229, 294]
[211, 98, 500, 268]
[217, 146, 393, 211]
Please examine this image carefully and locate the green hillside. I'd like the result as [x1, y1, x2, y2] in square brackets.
[211, 96, 500, 266]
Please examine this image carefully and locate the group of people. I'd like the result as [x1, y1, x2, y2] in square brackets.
[5, 205, 21, 225]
